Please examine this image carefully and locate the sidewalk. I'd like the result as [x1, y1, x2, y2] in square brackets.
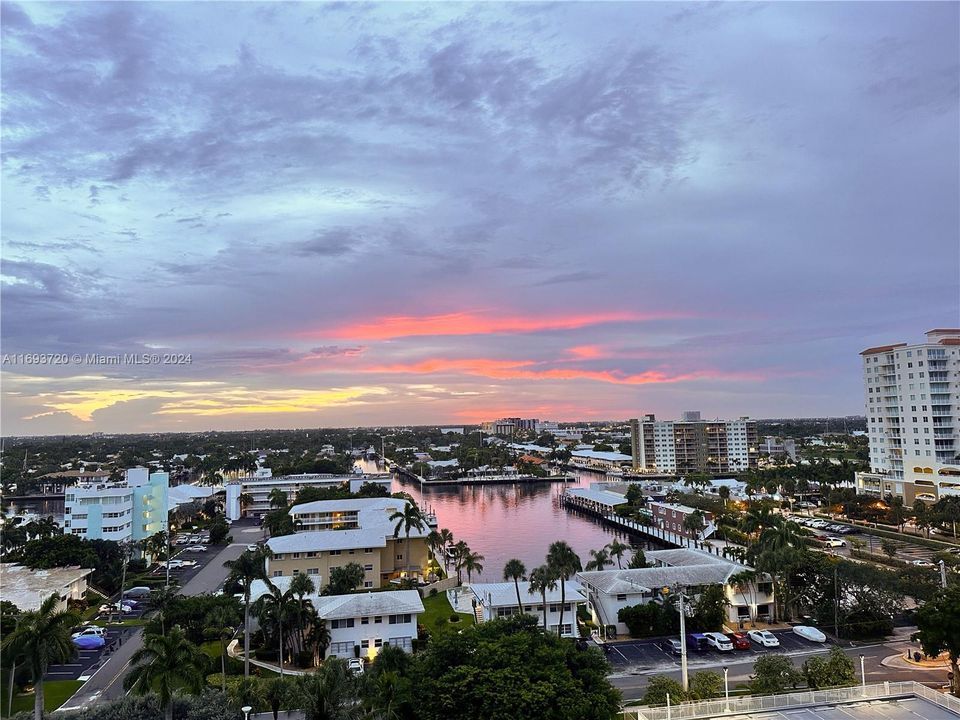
[448, 586, 475, 614]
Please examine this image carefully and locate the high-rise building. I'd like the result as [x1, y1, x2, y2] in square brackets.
[636, 413, 758, 474]
[63, 467, 168, 543]
[855, 329, 960, 503]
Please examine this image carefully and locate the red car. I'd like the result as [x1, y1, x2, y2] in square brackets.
[727, 632, 751, 650]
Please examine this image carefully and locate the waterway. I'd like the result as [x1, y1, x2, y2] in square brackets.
[359, 459, 666, 582]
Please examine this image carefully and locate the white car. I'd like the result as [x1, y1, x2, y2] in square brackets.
[703, 632, 734, 651]
[911, 559, 935, 568]
[346, 658, 364, 675]
[747, 629, 780, 647]
[185, 545, 208, 552]
[793, 625, 827, 643]
[246, 544, 258, 552]
[824, 538, 845, 548]
[72, 626, 106, 639]
[99, 602, 134, 614]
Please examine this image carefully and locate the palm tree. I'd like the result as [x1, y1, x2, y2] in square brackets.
[389, 502, 428, 578]
[461, 551, 485, 584]
[305, 615, 331, 666]
[437, 528, 455, 572]
[585, 547, 613, 571]
[502, 559, 527, 614]
[728, 570, 757, 628]
[150, 583, 181, 634]
[263, 677, 291, 720]
[718, 484, 731, 509]
[606, 539, 628, 569]
[269, 488, 288, 510]
[255, 580, 294, 677]
[1, 594, 78, 720]
[224, 547, 270, 678]
[289, 573, 316, 659]
[527, 565, 557, 632]
[124, 627, 206, 720]
[451, 540, 469, 584]
[546, 540, 581, 638]
[238, 493, 255, 518]
[204, 605, 239, 692]
[295, 657, 359, 720]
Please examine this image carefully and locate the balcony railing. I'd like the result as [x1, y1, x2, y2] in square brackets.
[620, 681, 960, 720]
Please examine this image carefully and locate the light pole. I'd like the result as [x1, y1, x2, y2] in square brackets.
[860, 654, 866, 693]
[723, 665, 729, 710]
[241, 705, 252, 720]
[663, 584, 689, 692]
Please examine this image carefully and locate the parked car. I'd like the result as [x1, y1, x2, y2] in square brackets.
[185, 545, 208, 552]
[704, 632, 734, 651]
[72, 626, 106, 639]
[686, 633, 709, 652]
[747, 629, 780, 647]
[123, 587, 151, 599]
[246, 544, 258, 552]
[824, 538, 846, 548]
[793, 625, 827, 643]
[346, 658, 364, 675]
[661, 638, 683, 655]
[99, 602, 135, 613]
[726, 632, 751, 650]
[911, 559, 935, 568]
[73, 634, 106, 649]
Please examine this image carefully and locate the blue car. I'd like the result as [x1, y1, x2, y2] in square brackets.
[72, 634, 105, 649]
[686, 633, 709, 652]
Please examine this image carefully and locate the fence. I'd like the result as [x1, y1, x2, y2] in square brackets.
[419, 576, 458, 597]
[620, 681, 959, 720]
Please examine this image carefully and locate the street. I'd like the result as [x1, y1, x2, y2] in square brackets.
[57, 527, 257, 712]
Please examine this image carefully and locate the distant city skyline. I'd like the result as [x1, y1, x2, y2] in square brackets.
[1, 2, 957, 435]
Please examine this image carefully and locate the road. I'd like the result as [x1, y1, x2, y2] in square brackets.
[58, 529, 256, 712]
[611, 632, 951, 704]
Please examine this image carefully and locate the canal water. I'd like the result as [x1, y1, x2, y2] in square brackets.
[363, 460, 662, 582]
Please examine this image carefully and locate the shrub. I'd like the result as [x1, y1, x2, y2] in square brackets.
[449, 613, 461, 623]
[294, 650, 313, 668]
[429, 588, 438, 597]
[254, 647, 278, 662]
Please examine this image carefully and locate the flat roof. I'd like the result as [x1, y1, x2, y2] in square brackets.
[0, 563, 93, 611]
[470, 580, 585, 607]
[718, 697, 958, 720]
[565, 487, 627, 507]
[249, 579, 423, 619]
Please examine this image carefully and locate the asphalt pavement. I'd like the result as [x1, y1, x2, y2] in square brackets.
[59, 524, 259, 712]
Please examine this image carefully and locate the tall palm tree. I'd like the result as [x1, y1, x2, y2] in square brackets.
[295, 657, 359, 720]
[728, 570, 757, 628]
[238, 493, 255, 518]
[255, 580, 293, 677]
[527, 565, 557, 632]
[150, 584, 181, 634]
[718, 485, 731, 509]
[451, 540, 469, 584]
[461, 551, 485, 584]
[546, 540, 581, 638]
[269, 488, 288, 510]
[585, 547, 613, 571]
[289, 573, 316, 658]
[204, 605, 238, 693]
[502, 559, 527, 613]
[1, 594, 78, 720]
[305, 615, 331, 666]
[437, 528, 455, 572]
[124, 627, 206, 720]
[224, 547, 270, 678]
[389, 502, 428, 577]
[606, 539, 628, 569]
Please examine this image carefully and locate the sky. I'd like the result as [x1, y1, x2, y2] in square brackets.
[1, 1, 958, 436]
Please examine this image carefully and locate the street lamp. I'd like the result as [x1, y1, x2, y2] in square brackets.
[241, 706, 252, 720]
[723, 666, 729, 711]
[860, 654, 866, 692]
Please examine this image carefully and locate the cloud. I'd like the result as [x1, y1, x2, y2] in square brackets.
[294, 228, 362, 257]
[535, 271, 605, 286]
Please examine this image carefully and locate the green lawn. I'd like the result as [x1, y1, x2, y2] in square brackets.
[420, 591, 475, 635]
[3, 680, 84, 717]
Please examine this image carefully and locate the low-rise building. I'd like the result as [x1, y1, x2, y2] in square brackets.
[762, 436, 798, 461]
[0, 563, 93, 612]
[469, 580, 586, 637]
[249, 579, 423, 660]
[569, 449, 633, 471]
[226, 472, 393, 519]
[647, 501, 714, 539]
[36, 470, 111, 494]
[577, 548, 772, 636]
[63, 467, 168, 543]
[266, 497, 435, 586]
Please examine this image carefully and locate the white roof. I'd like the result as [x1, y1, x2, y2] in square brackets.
[267, 530, 388, 553]
[288, 497, 409, 515]
[571, 450, 632, 462]
[648, 500, 701, 514]
[471, 580, 586, 608]
[249, 578, 423, 619]
[577, 549, 751, 596]
[565, 487, 626, 507]
[0, 563, 93, 611]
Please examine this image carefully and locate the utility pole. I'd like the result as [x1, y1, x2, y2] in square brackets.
[664, 584, 689, 691]
[940, 560, 948, 589]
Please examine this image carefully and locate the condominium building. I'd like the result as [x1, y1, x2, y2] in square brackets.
[648, 501, 715, 540]
[856, 329, 960, 503]
[481, 417, 540, 436]
[63, 467, 168, 543]
[225, 471, 393, 520]
[636, 413, 758, 474]
[577, 548, 774, 636]
[469, 580, 586, 637]
[265, 497, 436, 587]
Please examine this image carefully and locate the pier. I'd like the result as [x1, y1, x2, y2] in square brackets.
[396, 465, 576, 487]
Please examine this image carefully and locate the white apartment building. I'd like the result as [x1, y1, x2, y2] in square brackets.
[63, 468, 168, 544]
[249, 579, 423, 660]
[226, 472, 394, 519]
[857, 329, 960, 503]
[470, 580, 586, 637]
[637, 414, 758, 475]
[577, 548, 773, 637]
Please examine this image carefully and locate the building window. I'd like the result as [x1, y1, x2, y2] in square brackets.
[374, 638, 383, 648]
[360, 639, 369, 649]
[363, 581, 373, 588]
[616, 594, 627, 602]
[361, 617, 369, 625]
[307, 568, 319, 575]
[330, 550, 342, 556]
[374, 616, 382, 623]
[364, 564, 373, 571]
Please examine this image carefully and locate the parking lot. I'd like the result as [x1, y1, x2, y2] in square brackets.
[602, 629, 833, 674]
